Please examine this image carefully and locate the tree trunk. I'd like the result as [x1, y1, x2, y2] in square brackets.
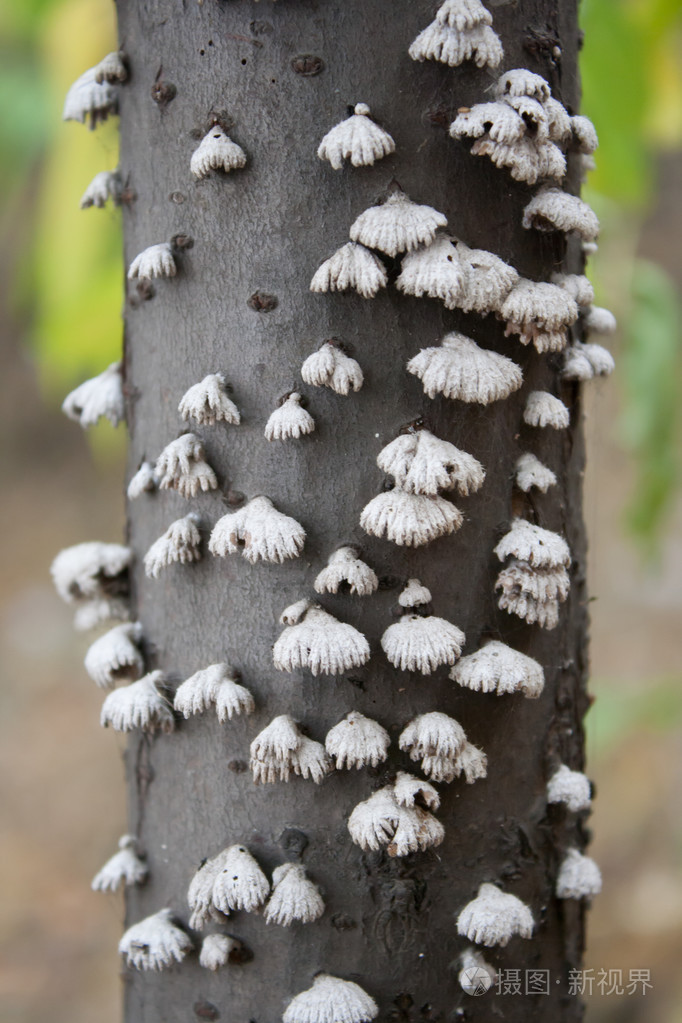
[117, 0, 590, 1020]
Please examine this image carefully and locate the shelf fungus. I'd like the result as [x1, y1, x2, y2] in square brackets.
[360, 489, 463, 547]
[398, 578, 432, 608]
[127, 461, 157, 500]
[398, 712, 486, 785]
[397, 236, 519, 315]
[348, 773, 445, 856]
[310, 242, 388, 298]
[264, 863, 325, 926]
[547, 765, 592, 812]
[501, 280, 578, 354]
[407, 332, 522, 405]
[187, 844, 270, 927]
[199, 934, 240, 971]
[458, 948, 497, 994]
[100, 670, 174, 734]
[144, 513, 202, 578]
[119, 909, 192, 971]
[584, 305, 617, 336]
[314, 547, 378, 597]
[556, 849, 602, 900]
[178, 373, 241, 426]
[63, 66, 118, 128]
[91, 835, 148, 893]
[173, 663, 255, 723]
[563, 342, 615, 382]
[523, 188, 600, 242]
[409, 0, 503, 70]
[523, 391, 570, 429]
[451, 640, 545, 697]
[457, 883, 534, 947]
[155, 433, 217, 497]
[570, 114, 599, 154]
[264, 392, 315, 441]
[283, 974, 378, 1023]
[450, 69, 573, 184]
[62, 362, 124, 428]
[93, 51, 128, 84]
[349, 189, 447, 258]
[80, 169, 123, 209]
[273, 599, 370, 676]
[250, 715, 333, 784]
[84, 621, 144, 688]
[301, 340, 363, 395]
[190, 126, 247, 178]
[376, 427, 485, 497]
[381, 611, 465, 674]
[127, 241, 176, 280]
[210, 495, 306, 564]
[317, 103, 395, 169]
[550, 272, 595, 309]
[325, 711, 390, 769]
[494, 520, 570, 630]
[514, 452, 557, 494]
[51, 541, 131, 630]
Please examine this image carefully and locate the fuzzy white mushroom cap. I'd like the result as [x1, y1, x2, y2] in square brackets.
[190, 127, 247, 179]
[212, 845, 271, 914]
[264, 863, 325, 926]
[91, 835, 147, 892]
[325, 711, 390, 769]
[495, 518, 571, 569]
[127, 462, 157, 499]
[210, 495, 306, 564]
[291, 736, 334, 784]
[584, 305, 617, 335]
[388, 804, 446, 856]
[283, 974, 378, 1023]
[348, 784, 445, 857]
[264, 392, 315, 441]
[144, 513, 202, 579]
[128, 242, 176, 280]
[347, 788, 401, 850]
[381, 613, 465, 673]
[544, 96, 573, 144]
[523, 391, 570, 429]
[301, 342, 364, 395]
[396, 234, 467, 308]
[62, 362, 124, 428]
[155, 434, 217, 497]
[556, 849, 602, 899]
[502, 280, 578, 338]
[318, 104, 395, 170]
[314, 547, 378, 597]
[273, 603, 370, 676]
[436, 0, 492, 29]
[453, 741, 488, 783]
[450, 102, 525, 144]
[100, 671, 174, 734]
[409, 19, 503, 69]
[251, 714, 301, 764]
[563, 342, 615, 381]
[494, 68, 551, 102]
[174, 664, 254, 722]
[178, 373, 241, 426]
[515, 452, 557, 493]
[188, 849, 231, 930]
[84, 621, 144, 688]
[451, 640, 545, 697]
[407, 332, 523, 405]
[94, 51, 128, 84]
[570, 115, 599, 154]
[80, 169, 123, 209]
[119, 908, 192, 970]
[398, 578, 432, 608]
[73, 596, 130, 632]
[470, 135, 566, 185]
[496, 559, 570, 603]
[310, 242, 388, 298]
[456, 242, 520, 314]
[199, 934, 239, 970]
[63, 67, 118, 127]
[399, 712, 466, 760]
[377, 429, 485, 497]
[550, 272, 595, 308]
[250, 716, 331, 785]
[51, 541, 131, 604]
[360, 490, 463, 546]
[458, 947, 497, 993]
[523, 189, 600, 242]
[457, 883, 534, 947]
[393, 771, 440, 811]
[350, 191, 448, 258]
[547, 765, 592, 812]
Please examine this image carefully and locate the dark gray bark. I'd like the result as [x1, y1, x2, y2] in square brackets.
[118, 0, 590, 1020]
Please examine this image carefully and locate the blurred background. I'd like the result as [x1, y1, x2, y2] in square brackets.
[0, 0, 680, 1021]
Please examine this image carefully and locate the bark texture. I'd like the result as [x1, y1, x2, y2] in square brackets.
[118, 0, 590, 1020]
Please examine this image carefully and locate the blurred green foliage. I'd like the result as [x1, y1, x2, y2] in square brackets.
[0, 0, 680, 544]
